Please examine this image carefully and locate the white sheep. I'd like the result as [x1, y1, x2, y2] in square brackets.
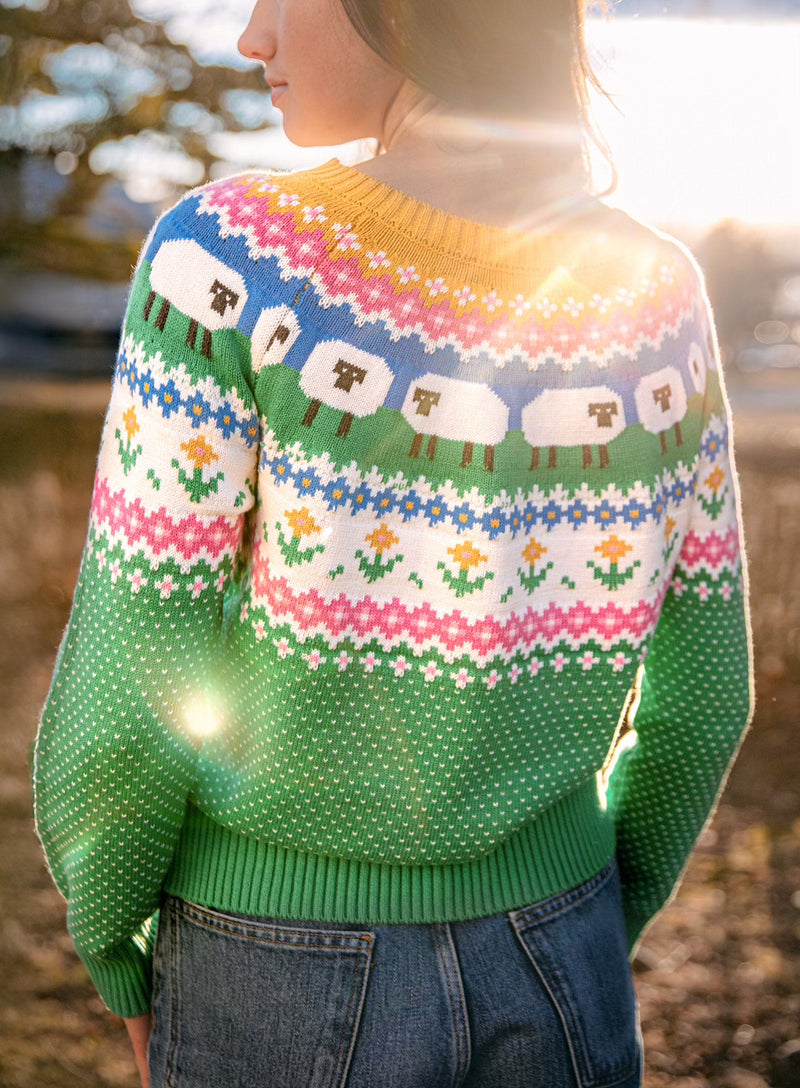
[400, 373, 509, 471]
[687, 341, 708, 396]
[299, 339, 394, 438]
[250, 306, 302, 372]
[145, 239, 248, 359]
[633, 365, 688, 454]
[520, 386, 626, 469]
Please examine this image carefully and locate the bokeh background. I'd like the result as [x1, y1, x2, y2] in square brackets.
[1, 0, 799, 1085]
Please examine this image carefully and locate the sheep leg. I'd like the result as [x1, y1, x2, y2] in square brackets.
[461, 442, 474, 469]
[143, 291, 156, 320]
[484, 445, 495, 472]
[155, 298, 170, 331]
[337, 412, 354, 438]
[409, 433, 423, 459]
[302, 399, 321, 427]
[659, 432, 667, 456]
[673, 421, 683, 447]
[426, 435, 438, 460]
[201, 328, 213, 359]
[599, 444, 609, 469]
[186, 319, 199, 350]
[582, 445, 593, 469]
[530, 447, 540, 470]
[548, 446, 557, 469]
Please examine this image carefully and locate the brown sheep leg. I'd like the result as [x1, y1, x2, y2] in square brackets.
[599, 445, 610, 469]
[484, 446, 495, 472]
[426, 435, 438, 460]
[143, 291, 156, 320]
[302, 399, 321, 427]
[155, 298, 170, 330]
[582, 445, 593, 469]
[461, 442, 474, 469]
[337, 412, 354, 438]
[409, 433, 423, 458]
[530, 447, 540, 470]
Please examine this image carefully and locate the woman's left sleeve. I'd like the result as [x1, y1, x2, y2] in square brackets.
[608, 269, 755, 952]
[33, 206, 259, 1017]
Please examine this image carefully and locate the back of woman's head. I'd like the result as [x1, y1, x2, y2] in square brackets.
[339, 0, 602, 124]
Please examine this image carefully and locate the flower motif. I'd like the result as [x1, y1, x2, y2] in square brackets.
[509, 663, 522, 685]
[190, 576, 208, 599]
[696, 581, 711, 601]
[181, 436, 219, 470]
[129, 569, 147, 594]
[671, 575, 686, 597]
[239, 602, 249, 622]
[522, 538, 547, 566]
[447, 540, 488, 571]
[396, 265, 420, 285]
[109, 559, 121, 584]
[453, 285, 476, 306]
[390, 655, 410, 677]
[580, 651, 598, 671]
[611, 652, 631, 673]
[157, 574, 176, 600]
[285, 506, 321, 539]
[302, 204, 328, 223]
[453, 668, 474, 690]
[551, 653, 569, 672]
[361, 652, 380, 672]
[510, 293, 531, 317]
[277, 192, 300, 207]
[366, 249, 391, 269]
[536, 297, 558, 319]
[484, 669, 501, 690]
[482, 290, 503, 313]
[705, 466, 725, 493]
[122, 406, 139, 440]
[594, 535, 633, 563]
[302, 649, 325, 670]
[336, 651, 352, 672]
[421, 661, 443, 683]
[426, 277, 448, 298]
[254, 620, 267, 641]
[365, 524, 400, 554]
[562, 297, 584, 318]
[527, 658, 542, 677]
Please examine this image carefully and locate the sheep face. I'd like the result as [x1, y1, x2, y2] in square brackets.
[250, 306, 302, 372]
[634, 366, 688, 435]
[149, 240, 248, 331]
[401, 374, 509, 445]
[299, 340, 394, 417]
[520, 386, 626, 448]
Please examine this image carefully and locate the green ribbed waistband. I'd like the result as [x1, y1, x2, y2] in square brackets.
[166, 778, 616, 924]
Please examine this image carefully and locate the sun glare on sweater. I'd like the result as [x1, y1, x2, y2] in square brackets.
[183, 691, 224, 740]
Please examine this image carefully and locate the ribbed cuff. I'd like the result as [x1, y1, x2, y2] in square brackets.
[166, 779, 616, 926]
[80, 938, 154, 1018]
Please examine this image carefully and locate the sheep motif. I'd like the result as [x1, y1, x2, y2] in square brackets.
[687, 341, 708, 396]
[400, 374, 509, 471]
[633, 365, 688, 454]
[250, 306, 302, 371]
[299, 339, 394, 438]
[520, 386, 626, 470]
[144, 240, 248, 359]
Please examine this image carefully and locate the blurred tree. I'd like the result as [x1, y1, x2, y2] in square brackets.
[0, 0, 268, 279]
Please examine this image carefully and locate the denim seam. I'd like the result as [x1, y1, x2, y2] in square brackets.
[330, 936, 373, 1087]
[433, 922, 472, 1085]
[510, 861, 616, 930]
[164, 900, 181, 1088]
[175, 901, 373, 952]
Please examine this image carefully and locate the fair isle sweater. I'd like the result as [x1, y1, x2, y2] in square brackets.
[34, 160, 752, 1017]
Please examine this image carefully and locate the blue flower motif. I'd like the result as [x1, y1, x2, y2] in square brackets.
[701, 427, 725, 460]
[214, 401, 239, 439]
[156, 379, 181, 418]
[398, 491, 422, 522]
[669, 478, 690, 505]
[294, 466, 321, 497]
[567, 500, 589, 530]
[323, 478, 351, 509]
[423, 496, 449, 526]
[371, 487, 397, 518]
[520, 501, 538, 530]
[451, 501, 476, 533]
[185, 391, 211, 428]
[540, 499, 564, 531]
[481, 506, 508, 540]
[592, 499, 617, 528]
[269, 452, 293, 481]
[621, 498, 646, 529]
[350, 483, 374, 515]
[239, 413, 260, 447]
[136, 368, 157, 407]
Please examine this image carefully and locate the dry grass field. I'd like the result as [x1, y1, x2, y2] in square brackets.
[1, 376, 798, 1088]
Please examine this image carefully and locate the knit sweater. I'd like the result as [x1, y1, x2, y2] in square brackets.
[34, 160, 753, 1018]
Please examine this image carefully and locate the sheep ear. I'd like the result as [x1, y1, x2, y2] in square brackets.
[251, 306, 301, 371]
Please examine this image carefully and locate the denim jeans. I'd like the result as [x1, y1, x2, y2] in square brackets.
[148, 860, 642, 1088]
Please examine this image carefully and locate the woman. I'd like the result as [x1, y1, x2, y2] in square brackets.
[34, 1, 753, 1085]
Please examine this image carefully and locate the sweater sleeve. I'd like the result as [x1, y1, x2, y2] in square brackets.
[608, 280, 754, 953]
[33, 204, 259, 1016]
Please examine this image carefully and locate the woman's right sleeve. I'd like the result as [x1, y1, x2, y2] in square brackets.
[33, 202, 259, 1016]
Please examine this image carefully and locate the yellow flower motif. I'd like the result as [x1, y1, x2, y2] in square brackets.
[664, 515, 676, 541]
[522, 538, 547, 566]
[366, 525, 399, 554]
[447, 540, 488, 572]
[705, 466, 725, 493]
[180, 436, 218, 470]
[286, 506, 321, 539]
[594, 534, 633, 564]
[122, 406, 140, 440]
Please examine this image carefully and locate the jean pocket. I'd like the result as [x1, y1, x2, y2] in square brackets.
[509, 863, 641, 1088]
[154, 898, 373, 1088]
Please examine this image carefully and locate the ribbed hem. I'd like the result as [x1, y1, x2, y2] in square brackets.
[81, 939, 153, 1019]
[165, 779, 615, 926]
